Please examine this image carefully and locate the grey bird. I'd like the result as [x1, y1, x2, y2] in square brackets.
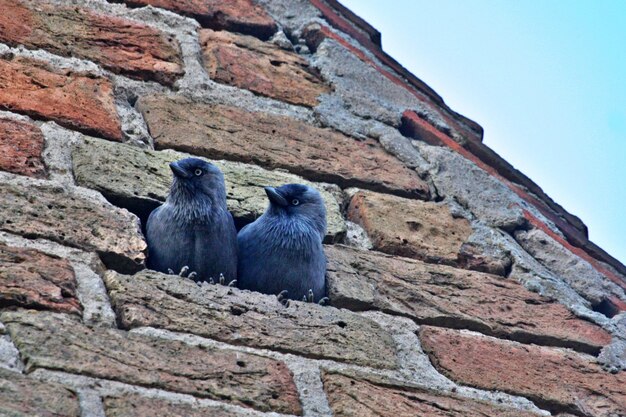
[146, 157, 237, 284]
[237, 184, 328, 303]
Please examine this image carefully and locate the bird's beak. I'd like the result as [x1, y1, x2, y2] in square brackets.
[170, 161, 191, 179]
[265, 187, 288, 207]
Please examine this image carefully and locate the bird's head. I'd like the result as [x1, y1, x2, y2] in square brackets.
[264, 184, 327, 238]
[168, 158, 226, 205]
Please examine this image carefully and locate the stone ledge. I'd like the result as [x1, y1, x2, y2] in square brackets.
[105, 269, 397, 369]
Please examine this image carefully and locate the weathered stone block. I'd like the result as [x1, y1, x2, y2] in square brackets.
[0, 57, 122, 141]
[104, 394, 243, 417]
[137, 94, 430, 199]
[321, 371, 541, 417]
[420, 326, 626, 417]
[0, 243, 81, 314]
[105, 269, 397, 369]
[0, 367, 80, 417]
[0, 177, 146, 273]
[0, 0, 183, 85]
[347, 190, 472, 266]
[326, 245, 611, 354]
[71, 136, 346, 241]
[200, 29, 329, 107]
[0, 118, 47, 178]
[3, 311, 302, 415]
[121, 0, 277, 39]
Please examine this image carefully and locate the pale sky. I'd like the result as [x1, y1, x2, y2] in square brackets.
[340, 0, 626, 264]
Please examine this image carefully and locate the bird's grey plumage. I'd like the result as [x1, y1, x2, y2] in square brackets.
[237, 184, 327, 302]
[146, 158, 237, 283]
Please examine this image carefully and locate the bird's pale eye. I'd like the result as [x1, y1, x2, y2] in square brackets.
[194, 169, 203, 176]
[291, 199, 300, 206]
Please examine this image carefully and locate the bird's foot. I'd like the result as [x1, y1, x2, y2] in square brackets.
[277, 290, 290, 308]
[167, 266, 198, 280]
[205, 273, 237, 287]
[302, 289, 330, 306]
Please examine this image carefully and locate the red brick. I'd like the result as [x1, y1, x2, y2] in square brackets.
[0, 57, 122, 141]
[347, 190, 473, 267]
[0, 243, 81, 314]
[0, 0, 183, 85]
[200, 29, 330, 107]
[321, 371, 541, 417]
[326, 245, 611, 354]
[137, 95, 430, 198]
[121, 0, 277, 40]
[0, 118, 46, 178]
[420, 326, 626, 416]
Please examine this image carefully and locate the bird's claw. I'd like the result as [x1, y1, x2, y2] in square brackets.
[167, 266, 198, 280]
[204, 273, 236, 287]
[301, 290, 330, 306]
[277, 290, 290, 307]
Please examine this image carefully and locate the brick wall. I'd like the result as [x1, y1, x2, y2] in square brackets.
[0, 0, 624, 416]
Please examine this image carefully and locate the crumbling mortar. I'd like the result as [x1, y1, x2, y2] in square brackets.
[40, 122, 85, 186]
[0, 328, 26, 373]
[310, 38, 451, 132]
[247, 4, 456, 135]
[0, 43, 104, 77]
[33, 369, 297, 417]
[77, 389, 107, 417]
